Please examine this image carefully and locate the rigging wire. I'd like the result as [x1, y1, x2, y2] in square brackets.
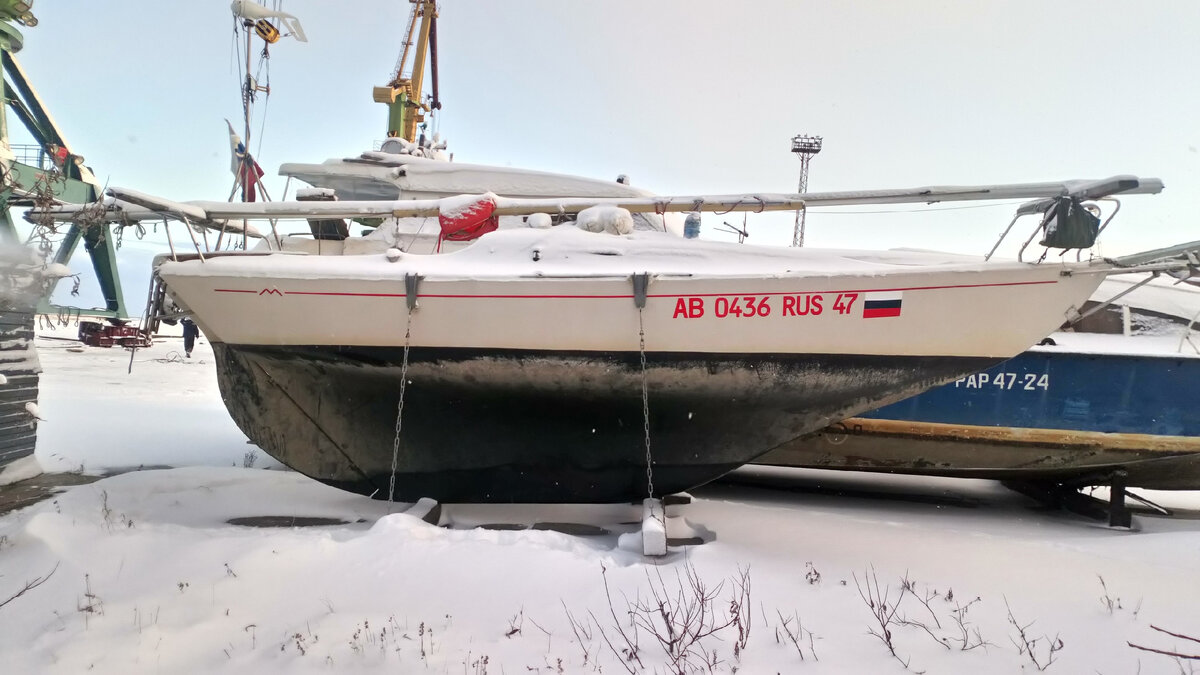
[254, 42, 271, 158]
[253, 1, 290, 158]
[231, 17, 244, 93]
[229, 16, 239, 78]
[256, 92, 271, 159]
[402, 217, 434, 251]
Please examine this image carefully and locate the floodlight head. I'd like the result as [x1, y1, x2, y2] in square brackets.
[790, 134, 823, 155]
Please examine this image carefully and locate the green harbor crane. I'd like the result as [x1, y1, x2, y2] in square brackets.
[372, 0, 440, 142]
[0, 0, 126, 318]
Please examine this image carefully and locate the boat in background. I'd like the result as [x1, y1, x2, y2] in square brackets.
[281, 149, 671, 202]
[755, 263, 1200, 523]
[278, 150, 686, 251]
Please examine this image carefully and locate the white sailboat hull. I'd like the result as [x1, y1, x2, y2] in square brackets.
[152, 229, 1105, 502]
[162, 232, 1098, 359]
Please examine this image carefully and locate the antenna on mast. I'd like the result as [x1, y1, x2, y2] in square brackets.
[790, 134, 822, 247]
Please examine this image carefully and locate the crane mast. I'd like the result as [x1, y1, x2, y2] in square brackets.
[373, 0, 439, 142]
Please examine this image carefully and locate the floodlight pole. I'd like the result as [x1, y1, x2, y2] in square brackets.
[790, 134, 823, 247]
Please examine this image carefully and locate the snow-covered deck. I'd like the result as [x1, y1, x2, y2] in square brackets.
[166, 227, 1007, 281]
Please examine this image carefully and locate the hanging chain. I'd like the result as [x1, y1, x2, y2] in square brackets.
[638, 307, 655, 499]
[387, 313, 414, 509]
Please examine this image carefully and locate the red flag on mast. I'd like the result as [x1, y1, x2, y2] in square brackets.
[226, 120, 265, 202]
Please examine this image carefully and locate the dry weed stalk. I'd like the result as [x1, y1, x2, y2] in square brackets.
[1097, 575, 1141, 619]
[625, 562, 751, 672]
[506, 608, 525, 638]
[345, 615, 406, 657]
[1128, 625, 1200, 662]
[0, 562, 58, 611]
[804, 562, 821, 585]
[775, 609, 818, 661]
[77, 573, 103, 629]
[855, 568, 994, 668]
[901, 574, 942, 629]
[562, 600, 597, 667]
[98, 490, 134, 531]
[591, 563, 642, 673]
[466, 650, 490, 674]
[562, 562, 753, 674]
[853, 566, 910, 668]
[897, 579, 990, 653]
[945, 596, 990, 652]
[526, 613, 553, 653]
[1004, 597, 1064, 671]
[280, 622, 318, 656]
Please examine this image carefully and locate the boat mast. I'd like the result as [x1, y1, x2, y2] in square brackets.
[243, 17, 254, 184]
[226, 1, 308, 247]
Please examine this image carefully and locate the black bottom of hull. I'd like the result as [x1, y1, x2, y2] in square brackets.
[213, 344, 998, 503]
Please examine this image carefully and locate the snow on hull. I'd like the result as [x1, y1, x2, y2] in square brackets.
[279, 153, 655, 202]
[1094, 273, 1200, 323]
[213, 343, 998, 503]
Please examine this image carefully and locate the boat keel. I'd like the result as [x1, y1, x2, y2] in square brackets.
[213, 343, 998, 503]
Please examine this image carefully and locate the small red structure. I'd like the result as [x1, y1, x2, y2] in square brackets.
[437, 195, 499, 251]
[78, 321, 152, 348]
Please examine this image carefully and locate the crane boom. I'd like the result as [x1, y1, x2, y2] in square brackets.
[372, 0, 438, 142]
[389, 1, 419, 83]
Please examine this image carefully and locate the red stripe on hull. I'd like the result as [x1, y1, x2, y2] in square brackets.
[212, 279, 1056, 300]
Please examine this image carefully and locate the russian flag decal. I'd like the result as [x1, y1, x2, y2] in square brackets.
[863, 291, 903, 318]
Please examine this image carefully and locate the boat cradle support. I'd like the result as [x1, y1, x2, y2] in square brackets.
[1004, 470, 1172, 528]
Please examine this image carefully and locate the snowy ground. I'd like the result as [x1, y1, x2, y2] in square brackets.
[2, 334, 1200, 673]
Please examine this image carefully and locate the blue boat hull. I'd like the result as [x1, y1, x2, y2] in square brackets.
[758, 347, 1200, 489]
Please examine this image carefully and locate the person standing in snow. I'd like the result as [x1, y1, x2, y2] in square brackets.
[182, 317, 200, 358]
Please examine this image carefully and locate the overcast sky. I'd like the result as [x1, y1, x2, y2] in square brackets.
[13, 0, 1200, 303]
